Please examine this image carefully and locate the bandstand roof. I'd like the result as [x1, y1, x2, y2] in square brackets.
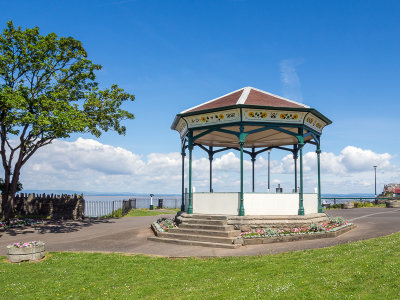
[171, 87, 332, 148]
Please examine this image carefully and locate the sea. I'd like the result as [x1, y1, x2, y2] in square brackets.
[82, 193, 376, 217]
[83, 195, 181, 217]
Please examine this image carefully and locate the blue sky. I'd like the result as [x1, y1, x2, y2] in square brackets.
[1, 0, 399, 194]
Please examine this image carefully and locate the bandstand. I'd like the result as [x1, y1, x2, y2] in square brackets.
[171, 87, 332, 217]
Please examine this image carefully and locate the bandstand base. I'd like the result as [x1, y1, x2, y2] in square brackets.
[178, 212, 329, 232]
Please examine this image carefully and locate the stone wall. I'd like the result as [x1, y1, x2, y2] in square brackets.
[8, 193, 84, 219]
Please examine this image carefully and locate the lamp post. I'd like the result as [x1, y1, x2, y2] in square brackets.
[150, 193, 154, 210]
[373, 166, 377, 197]
[267, 149, 271, 192]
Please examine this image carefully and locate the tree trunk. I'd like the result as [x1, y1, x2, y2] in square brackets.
[1, 165, 21, 221]
[1, 191, 14, 221]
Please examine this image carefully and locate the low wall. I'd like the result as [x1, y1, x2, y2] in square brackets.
[10, 193, 84, 219]
[192, 192, 318, 215]
[193, 193, 239, 215]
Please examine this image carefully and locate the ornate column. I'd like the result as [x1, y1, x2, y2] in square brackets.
[187, 131, 194, 214]
[209, 146, 213, 193]
[181, 142, 186, 212]
[251, 147, 256, 193]
[268, 149, 271, 192]
[316, 146, 322, 213]
[238, 125, 247, 216]
[298, 129, 305, 216]
[293, 145, 298, 193]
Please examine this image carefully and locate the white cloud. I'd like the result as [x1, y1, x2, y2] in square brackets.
[280, 58, 303, 102]
[16, 138, 398, 195]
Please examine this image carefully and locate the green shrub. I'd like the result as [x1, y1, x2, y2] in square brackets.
[353, 201, 374, 208]
[329, 216, 347, 225]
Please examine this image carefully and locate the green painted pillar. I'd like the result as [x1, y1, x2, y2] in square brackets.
[238, 126, 247, 216]
[181, 144, 186, 212]
[187, 132, 194, 214]
[316, 147, 322, 213]
[209, 146, 213, 193]
[298, 132, 305, 216]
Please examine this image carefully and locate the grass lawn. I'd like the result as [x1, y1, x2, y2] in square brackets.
[1, 232, 400, 299]
[124, 208, 179, 217]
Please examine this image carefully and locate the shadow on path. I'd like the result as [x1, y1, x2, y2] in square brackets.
[1, 218, 117, 236]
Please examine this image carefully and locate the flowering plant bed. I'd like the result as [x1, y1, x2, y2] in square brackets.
[0, 218, 48, 230]
[240, 217, 355, 245]
[7, 241, 46, 263]
[151, 217, 177, 233]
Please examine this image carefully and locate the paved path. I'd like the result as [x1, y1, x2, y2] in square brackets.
[1, 208, 400, 257]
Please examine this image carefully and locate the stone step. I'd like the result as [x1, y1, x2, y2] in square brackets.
[157, 232, 237, 244]
[190, 214, 228, 221]
[179, 223, 235, 231]
[147, 236, 240, 249]
[183, 219, 227, 226]
[169, 227, 240, 237]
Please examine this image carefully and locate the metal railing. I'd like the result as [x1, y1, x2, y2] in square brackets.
[321, 197, 390, 205]
[84, 199, 136, 218]
[83, 196, 182, 218]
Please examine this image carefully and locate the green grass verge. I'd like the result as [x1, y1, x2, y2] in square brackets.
[1, 232, 400, 299]
[124, 208, 179, 217]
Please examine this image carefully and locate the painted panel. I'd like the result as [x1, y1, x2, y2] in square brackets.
[304, 114, 327, 133]
[303, 193, 318, 214]
[193, 193, 239, 215]
[176, 118, 188, 138]
[242, 108, 306, 124]
[183, 109, 241, 129]
[191, 192, 318, 215]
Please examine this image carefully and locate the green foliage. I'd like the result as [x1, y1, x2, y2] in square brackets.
[329, 216, 347, 225]
[309, 223, 324, 232]
[262, 227, 280, 236]
[0, 21, 135, 218]
[329, 204, 342, 209]
[353, 201, 374, 208]
[102, 208, 123, 218]
[0, 21, 134, 141]
[1, 232, 400, 298]
[125, 209, 178, 217]
[0, 178, 22, 192]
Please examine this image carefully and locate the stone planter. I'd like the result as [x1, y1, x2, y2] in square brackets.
[386, 200, 400, 208]
[341, 202, 354, 209]
[242, 224, 355, 245]
[7, 242, 45, 263]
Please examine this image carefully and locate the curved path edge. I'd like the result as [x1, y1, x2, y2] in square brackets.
[0, 208, 399, 257]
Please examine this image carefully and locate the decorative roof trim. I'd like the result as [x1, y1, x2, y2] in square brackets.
[248, 86, 310, 108]
[180, 87, 245, 114]
[236, 86, 251, 104]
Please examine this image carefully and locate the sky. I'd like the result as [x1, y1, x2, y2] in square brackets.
[1, 0, 399, 195]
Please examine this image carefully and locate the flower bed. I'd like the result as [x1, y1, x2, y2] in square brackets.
[152, 217, 177, 233]
[0, 218, 48, 230]
[240, 217, 352, 239]
[7, 241, 46, 263]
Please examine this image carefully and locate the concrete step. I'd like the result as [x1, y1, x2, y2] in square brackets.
[169, 227, 240, 237]
[147, 236, 240, 249]
[190, 214, 228, 221]
[179, 223, 235, 231]
[183, 219, 227, 226]
[157, 232, 237, 244]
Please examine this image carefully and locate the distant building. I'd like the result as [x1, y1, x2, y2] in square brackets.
[383, 183, 400, 196]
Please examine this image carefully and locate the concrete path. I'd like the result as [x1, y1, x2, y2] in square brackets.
[1, 208, 400, 257]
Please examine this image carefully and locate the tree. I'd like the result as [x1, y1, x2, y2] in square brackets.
[0, 21, 135, 220]
[0, 178, 22, 193]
